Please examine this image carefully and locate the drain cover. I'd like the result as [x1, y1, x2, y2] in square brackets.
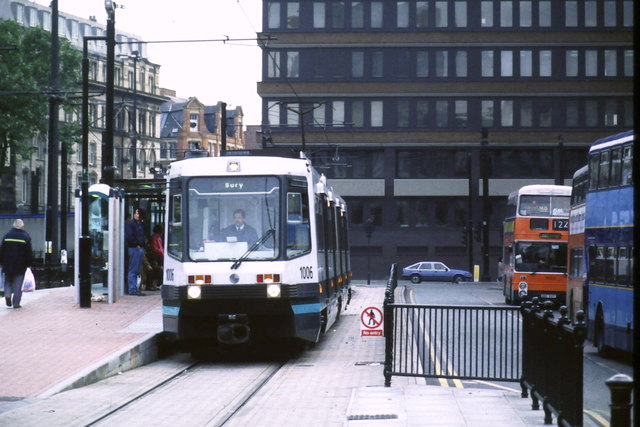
[347, 414, 398, 420]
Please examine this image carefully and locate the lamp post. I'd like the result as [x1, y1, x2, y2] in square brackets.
[103, 0, 116, 186]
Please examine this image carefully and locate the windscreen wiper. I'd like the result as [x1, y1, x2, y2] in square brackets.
[231, 229, 275, 270]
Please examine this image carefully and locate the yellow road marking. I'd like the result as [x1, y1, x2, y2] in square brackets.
[584, 409, 609, 427]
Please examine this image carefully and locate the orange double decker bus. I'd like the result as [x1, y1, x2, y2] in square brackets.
[567, 166, 588, 321]
[502, 185, 572, 305]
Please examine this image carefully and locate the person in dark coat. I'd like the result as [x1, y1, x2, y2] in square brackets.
[125, 208, 146, 296]
[0, 219, 33, 308]
[219, 209, 258, 245]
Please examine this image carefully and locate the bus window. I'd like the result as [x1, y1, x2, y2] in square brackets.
[622, 146, 632, 186]
[515, 241, 567, 273]
[519, 195, 550, 216]
[610, 148, 622, 187]
[589, 153, 600, 189]
[530, 218, 548, 230]
[598, 150, 610, 189]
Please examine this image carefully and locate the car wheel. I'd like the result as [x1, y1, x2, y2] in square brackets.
[453, 275, 463, 284]
[410, 274, 422, 284]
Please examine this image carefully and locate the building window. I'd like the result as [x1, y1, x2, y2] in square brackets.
[501, 100, 513, 127]
[584, 1, 597, 27]
[585, 50, 598, 77]
[287, 2, 299, 29]
[313, 103, 325, 126]
[623, 1, 633, 27]
[566, 50, 578, 77]
[500, 1, 513, 27]
[313, 2, 325, 28]
[624, 50, 633, 77]
[371, 2, 384, 28]
[286, 51, 299, 78]
[371, 101, 383, 127]
[604, 100, 618, 127]
[455, 51, 467, 77]
[397, 1, 409, 28]
[586, 100, 598, 127]
[481, 50, 494, 77]
[352, 101, 364, 127]
[372, 51, 383, 77]
[352, 51, 364, 78]
[519, 1, 532, 27]
[89, 142, 97, 165]
[520, 50, 532, 77]
[520, 100, 532, 127]
[397, 100, 410, 128]
[333, 101, 345, 127]
[435, 100, 448, 127]
[435, 51, 448, 77]
[352, 2, 364, 28]
[565, 1, 577, 27]
[539, 50, 552, 77]
[566, 100, 579, 127]
[539, 1, 551, 26]
[188, 141, 200, 150]
[604, 1, 616, 27]
[287, 103, 299, 126]
[604, 50, 617, 76]
[454, 100, 467, 127]
[417, 100, 429, 127]
[500, 50, 513, 76]
[539, 101, 552, 127]
[481, 100, 494, 127]
[267, 52, 280, 78]
[454, 1, 467, 27]
[435, 1, 448, 27]
[416, 1, 428, 27]
[331, 1, 345, 28]
[417, 51, 428, 77]
[268, 2, 281, 29]
[481, 1, 493, 27]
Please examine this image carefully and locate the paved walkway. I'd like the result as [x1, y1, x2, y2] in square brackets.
[0, 282, 575, 425]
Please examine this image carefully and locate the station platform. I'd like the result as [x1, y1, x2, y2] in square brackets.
[0, 282, 578, 425]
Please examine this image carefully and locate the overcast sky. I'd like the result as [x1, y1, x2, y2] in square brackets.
[34, 0, 264, 126]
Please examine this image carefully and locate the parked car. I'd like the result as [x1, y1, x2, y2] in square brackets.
[401, 261, 473, 284]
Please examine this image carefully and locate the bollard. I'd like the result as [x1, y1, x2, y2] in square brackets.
[605, 373, 634, 427]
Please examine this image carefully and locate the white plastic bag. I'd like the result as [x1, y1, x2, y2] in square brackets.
[22, 267, 36, 292]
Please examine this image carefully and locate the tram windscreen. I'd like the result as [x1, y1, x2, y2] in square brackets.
[186, 176, 280, 261]
[518, 195, 570, 217]
[514, 241, 567, 273]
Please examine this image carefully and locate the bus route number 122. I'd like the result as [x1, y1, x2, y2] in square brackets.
[300, 266, 313, 279]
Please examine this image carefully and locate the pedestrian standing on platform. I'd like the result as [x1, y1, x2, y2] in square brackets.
[0, 219, 33, 309]
[125, 208, 146, 296]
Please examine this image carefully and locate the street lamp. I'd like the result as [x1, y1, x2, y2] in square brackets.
[103, 0, 116, 186]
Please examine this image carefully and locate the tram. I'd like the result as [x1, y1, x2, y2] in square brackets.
[161, 150, 351, 346]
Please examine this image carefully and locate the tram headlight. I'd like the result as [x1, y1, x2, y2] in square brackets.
[187, 285, 202, 299]
[266, 284, 281, 298]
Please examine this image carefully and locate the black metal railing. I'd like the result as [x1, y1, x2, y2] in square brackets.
[383, 263, 522, 387]
[520, 299, 587, 427]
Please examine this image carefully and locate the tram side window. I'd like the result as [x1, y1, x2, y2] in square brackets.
[286, 191, 311, 259]
[168, 192, 183, 258]
[622, 146, 633, 186]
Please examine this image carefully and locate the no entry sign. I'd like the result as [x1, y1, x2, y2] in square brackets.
[360, 306, 383, 337]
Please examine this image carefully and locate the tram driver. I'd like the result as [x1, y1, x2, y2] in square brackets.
[215, 209, 258, 246]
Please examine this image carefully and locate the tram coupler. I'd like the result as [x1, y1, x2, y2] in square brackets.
[217, 314, 250, 344]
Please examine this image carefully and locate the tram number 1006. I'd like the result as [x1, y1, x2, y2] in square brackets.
[300, 266, 314, 279]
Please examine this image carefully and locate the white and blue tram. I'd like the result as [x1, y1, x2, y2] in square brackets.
[161, 150, 352, 345]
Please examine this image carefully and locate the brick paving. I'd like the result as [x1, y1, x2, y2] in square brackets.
[0, 286, 161, 402]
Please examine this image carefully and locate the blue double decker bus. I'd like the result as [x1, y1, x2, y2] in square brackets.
[585, 130, 634, 354]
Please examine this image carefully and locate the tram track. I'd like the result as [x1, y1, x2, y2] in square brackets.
[82, 351, 290, 427]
